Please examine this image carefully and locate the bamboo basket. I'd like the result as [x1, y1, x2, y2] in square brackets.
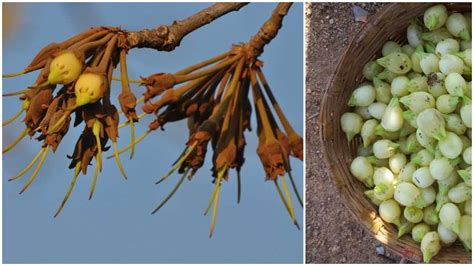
[320, 3, 472, 263]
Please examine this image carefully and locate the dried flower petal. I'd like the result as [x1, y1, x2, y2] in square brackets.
[257, 139, 286, 180]
[142, 73, 176, 101]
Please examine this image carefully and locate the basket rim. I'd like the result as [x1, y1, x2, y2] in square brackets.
[317, 2, 472, 263]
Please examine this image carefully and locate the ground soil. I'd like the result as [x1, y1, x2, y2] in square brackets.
[305, 3, 403, 263]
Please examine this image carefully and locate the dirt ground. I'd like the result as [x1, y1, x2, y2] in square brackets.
[305, 3, 403, 263]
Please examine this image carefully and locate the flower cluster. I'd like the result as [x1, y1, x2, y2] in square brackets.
[3, 26, 140, 216]
[122, 43, 304, 235]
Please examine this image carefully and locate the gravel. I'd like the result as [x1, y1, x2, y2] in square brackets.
[305, 2, 403, 263]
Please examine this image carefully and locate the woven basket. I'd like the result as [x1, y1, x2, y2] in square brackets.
[320, 3, 472, 263]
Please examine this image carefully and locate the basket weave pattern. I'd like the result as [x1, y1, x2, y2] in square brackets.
[320, 3, 472, 263]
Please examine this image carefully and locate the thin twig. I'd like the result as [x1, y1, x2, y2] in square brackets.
[126, 3, 249, 51]
[248, 3, 292, 57]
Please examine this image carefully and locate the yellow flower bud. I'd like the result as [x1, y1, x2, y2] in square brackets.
[48, 52, 83, 85]
[74, 72, 106, 107]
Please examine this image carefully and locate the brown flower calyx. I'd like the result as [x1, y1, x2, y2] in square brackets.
[257, 139, 286, 181]
[148, 104, 188, 131]
[177, 139, 209, 180]
[185, 102, 199, 116]
[214, 141, 238, 178]
[141, 73, 176, 101]
[67, 129, 108, 175]
[22, 87, 54, 133]
[81, 102, 103, 128]
[101, 104, 120, 142]
[288, 134, 303, 160]
[277, 130, 291, 160]
[142, 88, 180, 114]
[189, 119, 219, 144]
[118, 91, 139, 122]
[41, 92, 77, 136]
[43, 114, 71, 152]
[185, 101, 215, 132]
[37, 94, 63, 133]
[79, 101, 119, 142]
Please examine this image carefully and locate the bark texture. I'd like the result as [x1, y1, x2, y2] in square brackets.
[248, 3, 293, 57]
[126, 3, 248, 51]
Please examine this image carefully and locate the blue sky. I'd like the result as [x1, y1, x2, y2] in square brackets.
[2, 3, 303, 263]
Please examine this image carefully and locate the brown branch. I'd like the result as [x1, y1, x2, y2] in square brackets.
[248, 3, 292, 57]
[126, 3, 248, 51]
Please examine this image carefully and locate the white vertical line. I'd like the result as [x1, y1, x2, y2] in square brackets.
[302, 1, 308, 264]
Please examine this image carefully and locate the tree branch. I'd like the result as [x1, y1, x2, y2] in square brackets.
[126, 3, 248, 51]
[248, 3, 293, 57]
